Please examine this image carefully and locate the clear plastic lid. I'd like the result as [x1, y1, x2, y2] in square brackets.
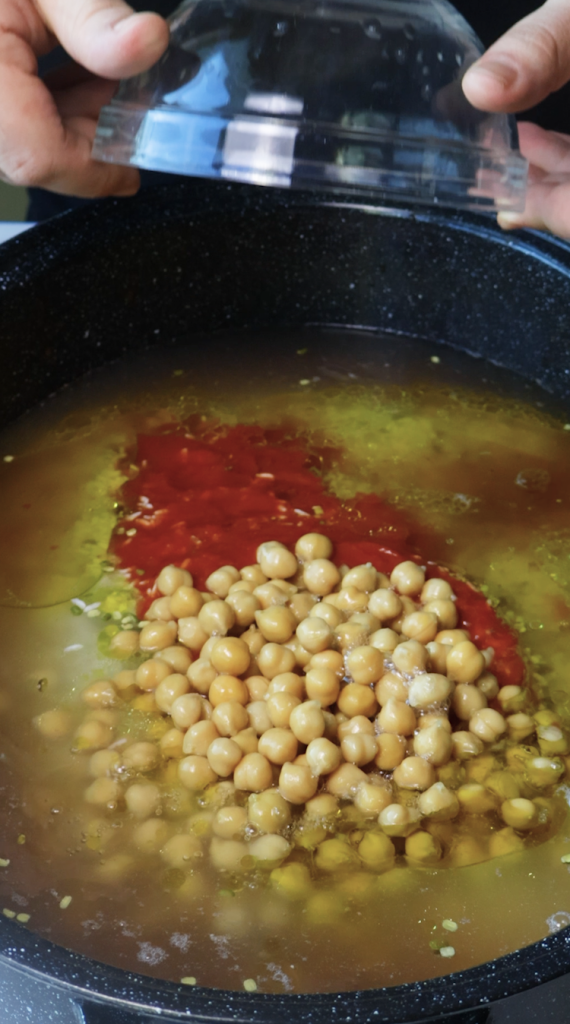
[93, 0, 527, 211]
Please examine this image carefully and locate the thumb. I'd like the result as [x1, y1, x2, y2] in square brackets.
[462, 0, 570, 114]
[37, 0, 169, 80]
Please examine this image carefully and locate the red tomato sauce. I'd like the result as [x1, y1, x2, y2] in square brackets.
[110, 421, 524, 688]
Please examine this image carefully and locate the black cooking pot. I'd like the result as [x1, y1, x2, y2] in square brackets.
[1, 181, 570, 1024]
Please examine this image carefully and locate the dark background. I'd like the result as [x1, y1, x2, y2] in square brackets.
[29, 0, 570, 220]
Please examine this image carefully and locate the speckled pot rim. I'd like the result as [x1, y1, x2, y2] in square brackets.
[1, 184, 570, 1022]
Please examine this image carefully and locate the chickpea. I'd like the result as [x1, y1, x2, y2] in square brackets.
[501, 797, 539, 831]
[456, 783, 497, 815]
[488, 826, 525, 859]
[113, 668, 138, 692]
[337, 683, 378, 719]
[375, 672, 408, 705]
[133, 818, 170, 854]
[158, 646, 192, 675]
[253, 607, 296, 645]
[346, 645, 384, 686]
[304, 737, 341, 776]
[413, 723, 453, 767]
[81, 679, 120, 712]
[212, 805, 248, 839]
[303, 559, 341, 596]
[122, 741, 160, 773]
[450, 731, 485, 760]
[257, 643, 296, 680]
[205, 565, 240, 597]
[155, 673, 190, 714]
[199, 637, 219, 663]
[209, 837, 249, 872]
[160, 833, 203, 870]
[205, 738, 242, 777]
[379, 804, 422, 838]
[256, 541, 298, 580]
[182, 720, 220, 756]
[289, 701, 325, 744]
[421, 578, 454, 603]
[453, 684, 488, 721]
[143, 595, 173, 623]
[418, 782, 459, 821]
[337, 715, 375, 740]
[325, 763, 368, 799]
[408, 673, 453, 710]
[377, 698, 416, 736]
[125, 782, 161, 818]
[296, 617, 334, 655]
[179, 755, 218, 791]
[208, 638, 249, 678]
[275, 762, 316, 804]
[309, 649, 345, 676]
[258, 728, 299, 765]
[374, 733, 407, 771]
[368, 589, 403, 622]
[266, 692, 301, 729]
[211, 701, 249, 737]
[314, 838, 360, 874]
[169, 586, 204, 620]
[282, 638, 313, 669]
[160, 728, 185, 759]
[224, 591, 260, 629]
[34, 708, 73, 740]
[208, 674, 249, 707]
[309, 602, 344, 628]
[156, 565, 193, 596]
[229, 580, 256, 594]
[253, 582, 289, 609]
[233, 752, 273, 792]
[393, 756, 436, 791]
[84, 777, 121, 809]
[305, 794, 339, 818]
[369, 628, 400, 654]
[469, 708, 507, 744]
[304, 667, 340, 707]
[245, 676, 269, 701]
[335, 622, 370, 651]
[267, 673, 305, 700]
[89, 749, 120, 778]
[109, 629, 140, 658]
[285, 591, 316, 624]
[537, 725, 569, 756]
[507, 713, 536, 743]
[401, 612, 438, 645]
[197, 600, 235, 638]
[354, 780, 392, 817]
[139, 620, 178, 652]
[241, 564, 268, 586]
[178, 617, 210, 652]
[233, 728, 259, 755]
[186, 659, 216, 696]
[436, 629, 470, 646]
[334, 586, 369, 615]
[446, 641, 485, 684]
[248, 834, 292, 865]
[341, 733, 377, 766]
[295, 533, 333, 562]
[339, 565, 375, 593]
[425, 642, 448, 675]
[497, 686, 525, 715]
[247, 789, 292, 833]
[247, 700, 274, 735]
[422, 600, 458, 631]
[526, 757, 565, 788]
[391, 640, 429, 675]
[390, 561, 425, 596]
[405, 830, 442, 866]
[477, 672, 500, 700]
[350, 612, 381, 634]
[73, 717, 114, 752]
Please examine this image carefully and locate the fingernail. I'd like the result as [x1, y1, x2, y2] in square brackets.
[465, 59, 518, 90]
[497, 212, 523, 231]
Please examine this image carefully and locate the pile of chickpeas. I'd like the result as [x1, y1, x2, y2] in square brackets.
[40, 534, 570, 883]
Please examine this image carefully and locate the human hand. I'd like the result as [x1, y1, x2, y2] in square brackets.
[462, 0, 570, 237]
[0, 0, 169, 198]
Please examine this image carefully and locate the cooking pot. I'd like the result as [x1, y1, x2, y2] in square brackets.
[1, 180, 570, 1024]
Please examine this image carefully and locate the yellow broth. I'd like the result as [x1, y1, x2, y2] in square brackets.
[1, 330, 570, 993]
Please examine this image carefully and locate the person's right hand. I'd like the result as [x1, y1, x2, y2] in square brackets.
[462, 0, 570, 238]
[0, 0, 169, 199]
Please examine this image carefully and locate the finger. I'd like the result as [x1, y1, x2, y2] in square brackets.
[36, 0, 169, 79]
[498, 179, 570, 238]
[462, 0, 570, 113]
[53, 77, 118, 120]
[0, 56, 139, 197]
[517, 121, 570, 175]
